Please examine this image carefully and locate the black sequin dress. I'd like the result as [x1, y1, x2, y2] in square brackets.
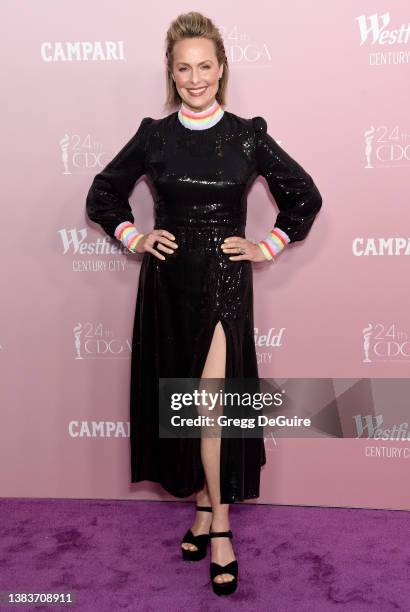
[86, 110, 322, 503]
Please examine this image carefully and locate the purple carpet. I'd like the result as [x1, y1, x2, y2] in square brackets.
[0, 498, 408, 611]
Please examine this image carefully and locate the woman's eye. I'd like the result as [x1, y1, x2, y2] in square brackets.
[178, 65, 211, 72]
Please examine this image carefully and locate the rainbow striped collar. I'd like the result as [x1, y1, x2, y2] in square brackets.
[178, 98, 224, 130]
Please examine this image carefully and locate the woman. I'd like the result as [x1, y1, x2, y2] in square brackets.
[86, 11, 322, 596]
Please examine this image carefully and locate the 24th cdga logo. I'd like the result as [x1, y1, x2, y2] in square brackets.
[60, 134, 110, 174]
[364, 125, 410, 168]
[219, 24, 272, 65]
[362, 323, 410, 362]
[73, 323, 131, 359]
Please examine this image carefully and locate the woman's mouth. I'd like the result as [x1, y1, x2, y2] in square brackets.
[187, 86, 208, 97]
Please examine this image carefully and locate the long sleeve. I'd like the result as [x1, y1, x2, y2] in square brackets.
[86, 116, 153, 239]
[253, 116, 323, 244]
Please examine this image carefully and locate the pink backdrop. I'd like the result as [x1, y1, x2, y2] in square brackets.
[1, 1, 409, 510]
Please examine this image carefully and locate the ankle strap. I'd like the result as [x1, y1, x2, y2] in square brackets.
[196, 505, 212, 512]
[209, 529, 233, 539]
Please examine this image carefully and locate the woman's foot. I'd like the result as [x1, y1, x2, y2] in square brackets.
[180, 493, 213, 553]
[209, 520, 236, 584]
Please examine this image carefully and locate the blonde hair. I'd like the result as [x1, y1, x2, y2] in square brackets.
[164, 11, 229, 111]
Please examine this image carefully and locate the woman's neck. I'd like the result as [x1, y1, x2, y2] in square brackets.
[178, 98, 224, 130]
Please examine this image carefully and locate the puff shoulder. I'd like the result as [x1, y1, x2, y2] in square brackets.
[251, 116, 268, 138]
[136, 116, 154, 147]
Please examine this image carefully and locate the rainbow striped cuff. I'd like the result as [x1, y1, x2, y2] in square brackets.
[258, 227, 290, 261]
[114, 221, 144, 253]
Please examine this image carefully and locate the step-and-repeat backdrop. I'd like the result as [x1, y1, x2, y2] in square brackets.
[1, 1, 409, 510]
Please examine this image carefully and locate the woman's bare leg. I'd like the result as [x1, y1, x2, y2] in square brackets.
[199, 321, 236, 584]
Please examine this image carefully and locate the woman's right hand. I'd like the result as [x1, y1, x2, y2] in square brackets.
[135, 228, 178, 260]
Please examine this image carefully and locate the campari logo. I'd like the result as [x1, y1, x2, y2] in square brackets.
[69, 421, 130, 437]
[41, 41, 125, 62]
[352, 237, 410, 256]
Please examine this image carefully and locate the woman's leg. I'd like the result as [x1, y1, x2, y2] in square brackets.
[180, 323, 225, 555]
[180, 481, 212, 552]
[199, 321, 236, 584]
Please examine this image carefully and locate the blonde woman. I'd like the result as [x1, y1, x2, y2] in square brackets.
[86, 11, 322, 596]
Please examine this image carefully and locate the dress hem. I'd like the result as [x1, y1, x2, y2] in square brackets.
[130, 475, 263, 504]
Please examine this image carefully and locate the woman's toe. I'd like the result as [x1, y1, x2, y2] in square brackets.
[182, 543, 197, 551]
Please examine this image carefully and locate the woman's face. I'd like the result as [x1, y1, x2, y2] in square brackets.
[171, 37, 223, 112]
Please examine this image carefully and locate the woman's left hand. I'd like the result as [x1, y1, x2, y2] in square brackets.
[220, 236, 269, 262]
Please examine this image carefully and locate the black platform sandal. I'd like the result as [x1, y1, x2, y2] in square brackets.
[180, 505, 213, 561]
[209, 529, 238, 596]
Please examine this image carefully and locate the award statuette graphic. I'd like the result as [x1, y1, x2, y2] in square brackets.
[73, 323, 83, 359]
[60, 134, 71, 174]
[364, 126, 375, 169]
[362, 323, 373, 363]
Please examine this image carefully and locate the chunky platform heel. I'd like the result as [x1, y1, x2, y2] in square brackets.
[209, 529, 238, 596]
[180, 505, 212, 561]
